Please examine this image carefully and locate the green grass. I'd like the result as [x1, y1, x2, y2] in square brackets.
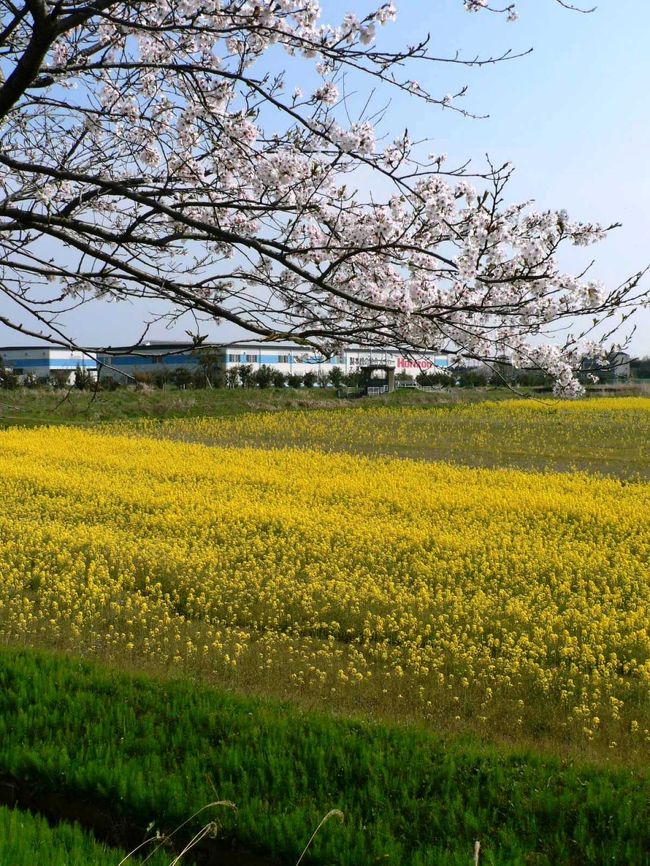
[1, 648, 648, 866]
[0, 383, 550, 428]
[0, 385, 342, 427]
[0, 805, 171, 866]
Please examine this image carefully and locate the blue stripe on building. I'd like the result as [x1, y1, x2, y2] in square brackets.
[4, 359, 96, 369]
[102, 355, 197, 367]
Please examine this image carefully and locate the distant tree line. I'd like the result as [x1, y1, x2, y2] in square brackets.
[406, 365, 553, 388]
[5, 356, 644, 393]
[0, 365, 94, 391]
[0, 361, 550, 391]
[117, 364, 359, 391]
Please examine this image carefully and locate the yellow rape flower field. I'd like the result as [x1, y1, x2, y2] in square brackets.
[128, 396, 650, 478]
[1, 397, 649, 766]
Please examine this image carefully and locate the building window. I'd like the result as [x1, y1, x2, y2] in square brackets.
[228, 354, 242, 363]
[246, 354, 259, 364]
[278, 355, 289, 364]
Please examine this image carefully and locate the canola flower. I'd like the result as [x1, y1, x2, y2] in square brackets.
[0, 418, 648, 755]
[123, 396, 650, 479]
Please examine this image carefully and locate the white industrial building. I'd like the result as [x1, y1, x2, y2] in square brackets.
[95, 341, 452, 381]
[0, 346, 97, 382]
[0, 340, 633, 387]
[0, 340, 457, 386]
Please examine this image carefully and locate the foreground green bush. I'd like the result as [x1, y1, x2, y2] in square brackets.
[0, 805, 170, 866]
[1, 648, 648, 866]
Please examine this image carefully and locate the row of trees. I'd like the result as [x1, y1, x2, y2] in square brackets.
[109, 364, 512, 390]
[0, 366, 93, 390]
[0, 362, 498, 391]
[2, 358, 643, 393]
[123, 364, 357, 391]
[404, 367, 552, 388]
[0, 361, 557, 392]
[227, 365, 338, 390]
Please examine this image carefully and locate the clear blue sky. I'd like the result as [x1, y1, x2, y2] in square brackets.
[4, 1, 649, 354]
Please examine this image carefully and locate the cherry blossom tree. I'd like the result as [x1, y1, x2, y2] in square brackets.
[0, 0, 645, 393]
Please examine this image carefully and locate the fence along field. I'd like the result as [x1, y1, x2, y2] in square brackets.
[0, 401, 648, 764]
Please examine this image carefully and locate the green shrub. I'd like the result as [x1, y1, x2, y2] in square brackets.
[415, 370, 450, 386]
[74, 366, 93, 391]
[0, 367, 20, 390]
[271, 369, 286, 388]
[151, 368, 172, 389]
[50, 370, 72, 389]
[328, 366, 344, 388]
[342, 370, 362, 388]
[238, 364, 254, 388]
[253, 364, 274, 389]
[98, 376, 121, 391]
[226, 366, 240, 388]
[170, 367, 194, 389]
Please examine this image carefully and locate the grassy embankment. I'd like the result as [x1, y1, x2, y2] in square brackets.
[1, 648, 648, 866]
[0, 383, 476, 427]
[0, 381, 590, 429]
